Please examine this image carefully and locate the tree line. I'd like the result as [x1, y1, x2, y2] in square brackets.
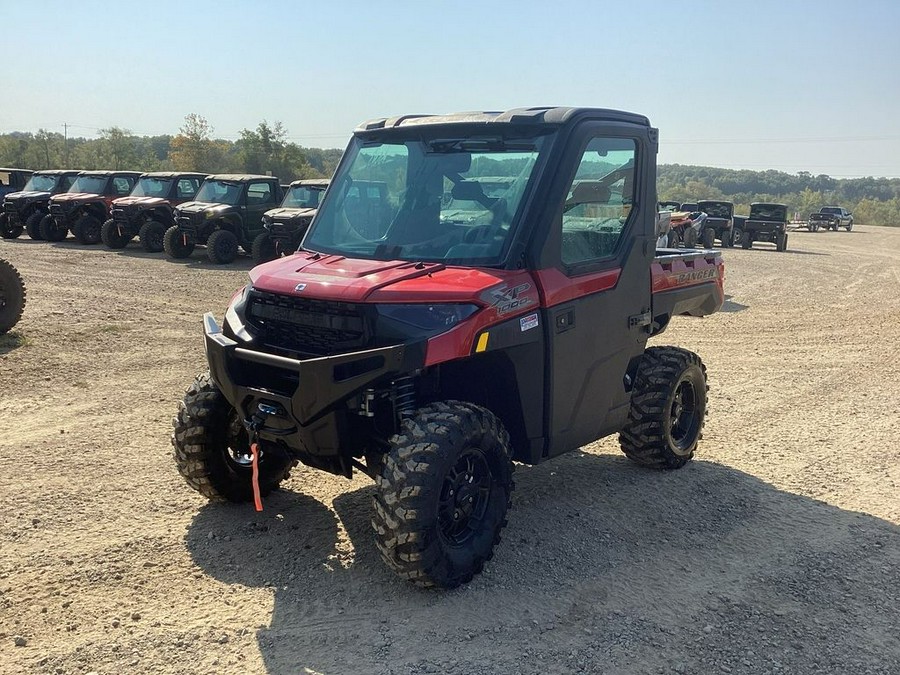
[658, 164, 900, 225]
[0, 114, 343, 183]
[2, 118, 899, 225]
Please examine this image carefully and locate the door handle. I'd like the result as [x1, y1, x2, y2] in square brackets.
[555, 310, 575, 333]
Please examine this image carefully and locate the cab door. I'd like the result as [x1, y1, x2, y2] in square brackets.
[534, 128, 656, 458]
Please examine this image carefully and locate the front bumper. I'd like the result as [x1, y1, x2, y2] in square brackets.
[203, 313, 425, 457]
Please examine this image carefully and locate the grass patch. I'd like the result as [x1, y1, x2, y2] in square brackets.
[0, 331, 29, 350]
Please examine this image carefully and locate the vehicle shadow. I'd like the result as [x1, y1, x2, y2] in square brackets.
[721, 294, 749, 313]
[738, 246, 830, 257]
[185, 453, 900, 675]
[115, 246, 257, 270]
[0, 330, 27, 354]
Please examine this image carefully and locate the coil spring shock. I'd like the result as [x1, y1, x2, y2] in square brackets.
[392, 376, 417, 421]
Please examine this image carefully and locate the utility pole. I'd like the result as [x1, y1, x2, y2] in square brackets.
[63, 123, 68, 167]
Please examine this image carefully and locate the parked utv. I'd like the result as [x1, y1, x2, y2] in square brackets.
[742, 202, 788, 251]
[253, 178, 329, 264]
[102, 172, 207, 252]
[2, 170, 79, 240]
[165, 175, 283, 264]
[45, 171, 140, 243]
[172, 107, 725, 589]
[658, 200, 680, 212]
[0, 168, 35, 238]
[696, 200, 734, 247]
[0, 257, 26, 335]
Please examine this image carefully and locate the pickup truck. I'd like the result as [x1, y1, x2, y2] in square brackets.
[172, 106, 724, 589]
[810, 206, 853, 232]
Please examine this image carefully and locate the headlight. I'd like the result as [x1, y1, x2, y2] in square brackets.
[376, 304, 479, 331]
[205, 210, 217, 219]
[224, 284, 254, 341]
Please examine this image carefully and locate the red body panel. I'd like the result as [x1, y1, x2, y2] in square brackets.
[50, 192, 116, 210]
[248, 251, 723, 368]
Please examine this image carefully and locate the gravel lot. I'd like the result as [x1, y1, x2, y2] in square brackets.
[1, 226, 898, 675]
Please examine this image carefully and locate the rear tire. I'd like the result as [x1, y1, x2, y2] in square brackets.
[731, 227, 743, 247]
[0, 258, 26, 335]
[250, 232, 277, 264]
[25, 212, 45, 240]
[619, 346, 707, 469]
[372, 401, 515, 589]
[100, 218, 130, 249]
[683, 227, 698, 248]
[207, 229, 239, 264]
[172, 372, 296, 502]
[40, 215, 68, 242]
[775, 232, 787, 252]
[0, 214, 22, 239]
[73, 215, 102, 245]
[741, 231, 752, 249]
[666, 229, 678, 248]
[701, 227, 716, 249]
[138, 219, 166, 253]
[163, 225, 194, 259]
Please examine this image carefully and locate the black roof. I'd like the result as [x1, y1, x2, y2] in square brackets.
[206, 174, 278, 182]
[140, 171, 209, 179]
[78, 170, 142, 177]
[356, 107, 651, 133]
[750, 202, 787, 208]
[32, 169, 82, 176]
[290, 178, 330, 188]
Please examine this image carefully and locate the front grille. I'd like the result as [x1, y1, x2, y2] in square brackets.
[49, 204, 65, 217]
[246, 291, 371, 356]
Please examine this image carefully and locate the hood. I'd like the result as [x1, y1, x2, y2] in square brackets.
[177, 201, 234, 215]
[51, 192, 103, 203]
[249, 252, 524, 304]
[264, 206, 317, 220]
[5, 190, 52, 202]
[113, 196, 168, 208]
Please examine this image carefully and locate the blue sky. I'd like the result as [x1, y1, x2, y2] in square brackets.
[2, 0, 899, 177]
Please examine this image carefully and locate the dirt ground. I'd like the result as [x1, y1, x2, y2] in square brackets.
[1, 226, 898, 675]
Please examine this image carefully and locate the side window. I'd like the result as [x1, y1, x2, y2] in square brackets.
[177, 178, 199, 199]
[247, 182, 273, 205]
[113, 177, 132, 195]
[560, 137, 636, 267]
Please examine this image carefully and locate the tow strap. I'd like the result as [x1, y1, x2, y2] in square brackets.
[249, 441, 263, 512]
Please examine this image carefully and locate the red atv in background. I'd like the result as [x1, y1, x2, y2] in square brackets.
[102, 172, 207, 252]
[44, 171, 140, 243]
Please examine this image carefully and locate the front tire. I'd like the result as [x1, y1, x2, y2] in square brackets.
[73, 215, 102, 245]
[0, 213, 22, 239]
[619, 347, 707, 469]
[25, 212, 45, 240]
[163, 225, 195, 259]
[373, 401, 515, 589]
[251, 232, 277, 264]
[100, 219, 130, 249]
[172, 372, 296, 501]
[683, 227, 698, 248]
[138, 219, 166, 252]
[41, 215, 68, 242]
[0, 258, 26, 335]
[207, 229, 239, 264]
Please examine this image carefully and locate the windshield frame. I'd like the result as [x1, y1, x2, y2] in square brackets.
[131, 176, 173, 198]
[194, 179, 244, 206]
[69, 175, 109, 194]
[23, 174, 58, 192]
[302, 129, 555, 266]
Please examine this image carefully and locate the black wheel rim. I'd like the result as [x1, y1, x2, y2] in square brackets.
[438, 447, 492, 546]
[223, 412, 253, 469]
[668, 378, 700, 454]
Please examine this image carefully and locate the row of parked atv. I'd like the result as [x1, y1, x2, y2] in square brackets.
[0, 167, 329, 264]
[659, 200, 793, 252]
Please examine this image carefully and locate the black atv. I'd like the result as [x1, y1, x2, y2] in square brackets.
[3, 170, 77, 240]
[165, 175, 283, 264]
[252, 179, 329, 264]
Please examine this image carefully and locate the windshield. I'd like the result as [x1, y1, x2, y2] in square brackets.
[282, 185, 325, 209]
[698, 201, 733, 218]
[131, 177, 173, 198]
[69, 175, 107, 194]
[23, 174, 57, 192]
[304, 133, 549, 264]
[750, 204, 787, 220]
[195, 180, 243, 205]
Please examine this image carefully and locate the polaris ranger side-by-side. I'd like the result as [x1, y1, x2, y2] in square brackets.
[102, 172, 207, 252]
[45, 171, 141, 243]
[253, 179, 330, 264]
[2, 170, 80, 239]
[165, 175, 283, 264]
[172, 107, 725, 589]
